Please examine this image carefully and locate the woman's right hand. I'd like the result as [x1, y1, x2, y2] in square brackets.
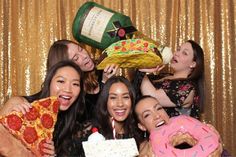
[102, 64, 119, 83]
[139, 65, 165, 74]
[10, 100, 32, 114]
[0, 96, 31, 115]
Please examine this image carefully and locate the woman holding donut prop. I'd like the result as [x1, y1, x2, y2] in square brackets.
[134, 95, 223, 157]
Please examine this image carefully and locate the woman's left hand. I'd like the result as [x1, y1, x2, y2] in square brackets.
[102, 64, 119, 83]
[41, 139, 56, 157]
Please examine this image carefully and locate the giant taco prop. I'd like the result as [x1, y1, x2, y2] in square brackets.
[96, 38, 173, 69]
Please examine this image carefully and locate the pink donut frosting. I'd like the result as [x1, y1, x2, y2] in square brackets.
[150, 115, 220, 157]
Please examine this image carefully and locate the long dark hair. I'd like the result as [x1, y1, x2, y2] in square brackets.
[187, 40, 204, 81]
[24, 60, 85, 154]
[95, 76, 138, 140]
[187, 40, 205, 111]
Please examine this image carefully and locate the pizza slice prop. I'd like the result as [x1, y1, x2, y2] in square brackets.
[96, 38, 173, 70]
[0, 96, 59, 157]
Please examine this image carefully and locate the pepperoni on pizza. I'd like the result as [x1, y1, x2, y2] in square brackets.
[0, 96, 59, 157]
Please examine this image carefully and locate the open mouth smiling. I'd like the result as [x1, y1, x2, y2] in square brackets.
[155, 120, 166, 128]
[59, 95, 71, 100]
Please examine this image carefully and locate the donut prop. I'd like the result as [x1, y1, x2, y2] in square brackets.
[96, 38, 173, 70]
[150, 115, 222, 157]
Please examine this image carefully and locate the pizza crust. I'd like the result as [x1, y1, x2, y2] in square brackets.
[0, 124, 34, 157]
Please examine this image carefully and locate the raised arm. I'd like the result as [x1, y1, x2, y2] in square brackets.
[140, 75, 196, 109]
[140, 75, 176, 107]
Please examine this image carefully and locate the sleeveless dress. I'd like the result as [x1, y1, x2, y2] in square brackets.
[132, 71, 200, 119]
[153, 78, 200, 119]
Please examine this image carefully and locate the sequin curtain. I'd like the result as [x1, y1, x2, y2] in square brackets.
[0, 0, 235, 155]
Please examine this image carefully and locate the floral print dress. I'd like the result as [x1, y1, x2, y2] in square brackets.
[153, 77, 200, 119]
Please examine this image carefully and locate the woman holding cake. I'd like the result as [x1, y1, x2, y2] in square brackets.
[94, 76, 141, 141]
[133, 40, 204, 119]
[51, 76, 142, 156]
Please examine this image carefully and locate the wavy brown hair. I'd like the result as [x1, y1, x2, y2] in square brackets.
[187, 40, 205, 110]
[47, 39, 98, 93]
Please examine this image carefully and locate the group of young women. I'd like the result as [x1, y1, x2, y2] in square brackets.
[1, 38, 229, 157]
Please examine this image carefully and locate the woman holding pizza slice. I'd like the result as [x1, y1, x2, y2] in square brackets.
[0, 60, 85, 156]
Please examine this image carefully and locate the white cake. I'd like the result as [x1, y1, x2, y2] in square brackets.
[82, 138, 139, 157]
[83, 130, 139, 157]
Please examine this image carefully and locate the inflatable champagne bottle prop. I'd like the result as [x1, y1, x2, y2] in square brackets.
[72, 2, 173, 69]
[72, 1, 137, 50]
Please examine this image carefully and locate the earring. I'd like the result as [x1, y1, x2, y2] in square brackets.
[144, 131, 147, 138]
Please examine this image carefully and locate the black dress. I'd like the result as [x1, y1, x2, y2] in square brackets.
[81, 70, 104, 121]
[132, 71, 200, 119]
[153, 77, 200, 119]
[56, 121, 93, 157]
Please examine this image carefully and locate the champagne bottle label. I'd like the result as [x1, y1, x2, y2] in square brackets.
[81, 6, 114, 43]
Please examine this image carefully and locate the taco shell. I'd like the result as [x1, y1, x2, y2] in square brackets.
[96, 39, 163, 69]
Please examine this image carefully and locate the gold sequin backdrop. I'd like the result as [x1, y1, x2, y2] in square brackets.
[0, 0, 235, 155]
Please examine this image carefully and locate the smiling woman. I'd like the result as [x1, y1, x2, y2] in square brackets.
[94, 76, 141, 142]
[134, 95, 232, 157]
[47, 39, 119, 121]
[107, 82, 132, 125]
[135, 95, 222, 157]
[0, 60, 86, 156]
[134, 95, 169, 156]
[135, 95, 169, 134]
[49, 66, 81, 111]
